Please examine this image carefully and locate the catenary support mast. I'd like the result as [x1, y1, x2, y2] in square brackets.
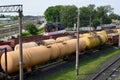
[76, 8, 80, 78]
[0, 4, 23, 80]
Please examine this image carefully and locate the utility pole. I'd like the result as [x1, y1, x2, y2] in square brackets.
[119, 33, 120, 47]
[19, 9, 23, 80]
[76, 8, 80, 78]
[118, 24, 120, 47]
[89, 15, 92, 32]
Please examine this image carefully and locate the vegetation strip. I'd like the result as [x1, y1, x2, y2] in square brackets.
[44, 48, 120, 80]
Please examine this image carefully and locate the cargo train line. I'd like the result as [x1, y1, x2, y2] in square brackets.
[25, 45, 115, 80]
[0, 29, 120, 80]
[90, 53, 120, 80]
[0, 44, 112, 80]
[0, 59, 66, 80]
[0, 46, 118, 80]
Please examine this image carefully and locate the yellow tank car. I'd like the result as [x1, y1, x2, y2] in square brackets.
[117, 29, 120, 33]
[96, 30, 108, 41]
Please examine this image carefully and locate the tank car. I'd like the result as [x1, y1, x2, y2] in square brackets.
[0, 45, 13, 64]
[0, 29, 109, 73]
[14, 42, 38, 51]
[1, 38, 86, 73]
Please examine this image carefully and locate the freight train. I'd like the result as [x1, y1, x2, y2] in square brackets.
[0, 28, 120, 74]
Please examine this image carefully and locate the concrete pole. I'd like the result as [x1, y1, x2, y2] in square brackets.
[76, 8, 80, 77]
[4, 48, 8, 80]
[19, 11, 23, 80]
[119, 32, 120, 47]
[89, 15, 92, 32]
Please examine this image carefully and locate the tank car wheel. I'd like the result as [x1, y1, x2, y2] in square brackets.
[63, 55, 72, 61]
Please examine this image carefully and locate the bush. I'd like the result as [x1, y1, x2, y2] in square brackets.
[38, 27, 44, 34]
[22, 31, 31, 37]
[25, 24, 38, 35]
[102, 17, 112, 24]
[93, 19, 101, 29]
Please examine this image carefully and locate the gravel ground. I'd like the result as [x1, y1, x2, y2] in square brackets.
[20, 46, 120, 80]
[109, 67, 120, 80]
[25, 61, 69, 80]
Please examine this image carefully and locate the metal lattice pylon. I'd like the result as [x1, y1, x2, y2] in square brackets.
[0, 5, 22, 13]
[0, 4, 23, 80]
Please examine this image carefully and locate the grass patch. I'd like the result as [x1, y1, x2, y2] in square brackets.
[115, 76, 120, 80]
[21, 27, 44, 37]
[38, 27, 44, 34]
[44, 48, 120, 80]
[22, 31, 31, 37]
[0, 23, 12, 27]
[0, 24, 7, 28]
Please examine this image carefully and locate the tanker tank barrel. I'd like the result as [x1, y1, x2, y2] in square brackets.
[0, 30, 108, 73]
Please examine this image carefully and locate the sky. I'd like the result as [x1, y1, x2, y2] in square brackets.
[0, 0, 119, 16]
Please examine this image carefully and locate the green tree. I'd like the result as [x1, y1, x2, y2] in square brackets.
[80, 6, 89, 26]
[44, 4, 116, 29]
[44, 5, 63, 22]
[25, 24, 38, 35]
[93, 19, 101, 29]
[44, 5, 77, 28]
[0, 14, 5, 18]
[88, 4, 96, 26]
[96, 5, 113, 24]
[102, 17, 112, 24]
[80, 4, 96, 26]
[60, 5, 77, 28]
[109, 13, 120, 20]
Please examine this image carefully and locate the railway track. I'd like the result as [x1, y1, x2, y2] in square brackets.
[0, 59, 67, 80]
[24, 45, 114, 80]
[90, 53, 120, 80]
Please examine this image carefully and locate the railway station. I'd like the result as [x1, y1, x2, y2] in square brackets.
[0, 0, 120, 80]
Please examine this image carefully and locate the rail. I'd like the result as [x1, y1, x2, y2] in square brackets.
[91, 55, 120, 80]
